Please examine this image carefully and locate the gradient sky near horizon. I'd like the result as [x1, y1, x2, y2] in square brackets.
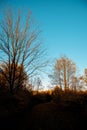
[0, 0, 87, 87]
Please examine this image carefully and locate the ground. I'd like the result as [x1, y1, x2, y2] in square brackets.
[0, 89, 87, 130]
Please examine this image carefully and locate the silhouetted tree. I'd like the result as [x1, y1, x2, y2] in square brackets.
[33, 77, 42, 93]
[0, 10, 46, 93]
[36, 77, 42, 92]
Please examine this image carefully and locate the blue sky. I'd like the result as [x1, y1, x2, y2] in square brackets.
[0, 0, 87, 87]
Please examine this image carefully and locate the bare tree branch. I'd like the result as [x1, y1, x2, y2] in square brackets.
[0, 9, 47, 93]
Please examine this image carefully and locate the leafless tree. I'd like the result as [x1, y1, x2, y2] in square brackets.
[84, 68, 87, 86]
[0, 10, 46, 93]
[50, 56, 76, 91]
[33, 77, 42, 93]
[70, 76, 78, 91]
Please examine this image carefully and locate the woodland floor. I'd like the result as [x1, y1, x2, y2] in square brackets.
[0, 89, 87, 130]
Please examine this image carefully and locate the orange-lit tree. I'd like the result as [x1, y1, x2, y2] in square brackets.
[0, 10, 46, 93]
[0, 63, 27, 90]
[50, 56, 76, 91]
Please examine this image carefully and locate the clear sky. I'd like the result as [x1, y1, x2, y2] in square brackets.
[0, 0, 87, 87]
